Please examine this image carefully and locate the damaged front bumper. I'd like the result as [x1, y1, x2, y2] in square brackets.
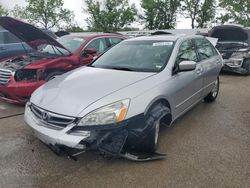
[221, 59, 248, 74]
[24, 103, 165, 161]
[0, 77, 45, 104]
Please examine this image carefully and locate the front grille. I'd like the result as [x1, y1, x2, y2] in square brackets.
[0, 69, 12, 85]
[30, 104, 76, 130]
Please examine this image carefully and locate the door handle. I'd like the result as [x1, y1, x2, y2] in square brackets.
[215, 59, 221, 64]
[196, 67, 203, 74]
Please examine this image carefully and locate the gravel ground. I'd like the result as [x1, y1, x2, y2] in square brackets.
[0, 75, 249, 188]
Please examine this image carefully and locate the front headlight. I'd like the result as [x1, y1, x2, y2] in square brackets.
[224, 58, 243, 67]
[14, 69, 37, 81]
[230, 59, 243, 66]
[26, 101, 31, 108]
[77, 99, 130, 126]
[238, 48, 249, 52]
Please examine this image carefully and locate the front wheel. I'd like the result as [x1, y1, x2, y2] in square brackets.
[204, 77, 219, 103]
[140, 103, 170, 153]
[142, 118, 161, 152]
[243, 60, 250, 75]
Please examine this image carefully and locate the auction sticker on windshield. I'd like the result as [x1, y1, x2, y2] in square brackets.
[152, 42, 173, 46]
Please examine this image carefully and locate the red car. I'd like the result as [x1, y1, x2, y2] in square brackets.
[0, 17, 126, 104]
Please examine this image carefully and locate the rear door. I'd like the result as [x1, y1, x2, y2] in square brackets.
[171, 39, 203, 117]
[194, 38, 221, 97]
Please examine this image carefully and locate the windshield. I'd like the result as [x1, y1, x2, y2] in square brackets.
[40, 36, 86, 56]
[91, 40, 174, 72]
[57, 36, 86, 52]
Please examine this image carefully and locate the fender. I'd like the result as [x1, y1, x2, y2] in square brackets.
[144, 96, 171, 116]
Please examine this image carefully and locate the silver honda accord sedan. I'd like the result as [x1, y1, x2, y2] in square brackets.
[24, 35, 223, 161]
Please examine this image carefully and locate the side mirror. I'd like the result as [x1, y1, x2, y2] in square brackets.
[81, 48, 97, 57]
[178, 61, 196, 72]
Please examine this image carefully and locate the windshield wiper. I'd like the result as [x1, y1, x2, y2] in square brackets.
[108, 67, 136, 71]
[51, 45, 66, 56]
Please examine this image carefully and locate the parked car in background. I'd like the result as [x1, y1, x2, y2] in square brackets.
[0, 27, 58, 61]
[208, 25, 250, 75]
[0, 17, 126, 104]
[0, 27, 34, 60]
[42, 29, 58, 39]
[55, 31, 70, 37]
[25, 34, 223, 161]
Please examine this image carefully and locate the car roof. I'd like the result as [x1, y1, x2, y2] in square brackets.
[66, 33, 124, 39]
[126, 34, 204, 42]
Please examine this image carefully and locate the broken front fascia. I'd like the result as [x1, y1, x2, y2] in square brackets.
[0, 55, 49, 82]
[0, 79, 45, 104]
[0, 57, 45, 104]
[218, 43, 250, 74]
[223, 52, 249, 66]
[221, 51, 250, 74]
[24, 102, 166, 161]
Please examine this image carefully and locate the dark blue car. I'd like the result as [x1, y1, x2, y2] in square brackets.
[0, 27, 34, 60]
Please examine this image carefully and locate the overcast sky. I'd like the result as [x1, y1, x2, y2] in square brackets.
[1, 0, 190, 29]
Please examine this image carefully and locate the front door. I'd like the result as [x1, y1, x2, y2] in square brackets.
[170, 39, 203, 118]
[81, 37, 109, 65]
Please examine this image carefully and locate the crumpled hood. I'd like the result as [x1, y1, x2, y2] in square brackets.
[31, 67, 155, 116]
[0, 17, 70, 52]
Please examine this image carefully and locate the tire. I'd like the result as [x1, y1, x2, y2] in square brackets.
[140, 103, 170, 153]
[204, 77, 219, 103]
[242, 60, 250, 75]
[45, 71, 64, 81]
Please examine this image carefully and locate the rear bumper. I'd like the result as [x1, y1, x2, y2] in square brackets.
[0, 77, 45, 104]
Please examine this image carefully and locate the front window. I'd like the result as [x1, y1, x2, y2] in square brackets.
[91, 40, 174, 72]
[175, 40, 198, 65]
[86, 38, 107, 53]
[108, 37, 123, 46]
[195, 38, 215, 60]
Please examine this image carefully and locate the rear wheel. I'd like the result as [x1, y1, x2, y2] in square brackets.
[204, 77, 219, 103]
